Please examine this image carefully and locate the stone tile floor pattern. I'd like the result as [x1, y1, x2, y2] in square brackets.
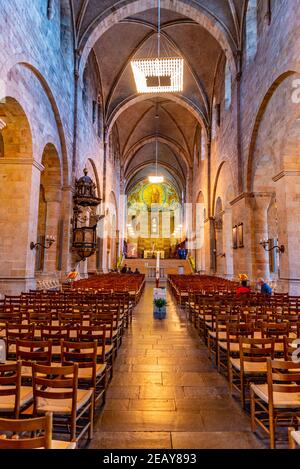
[89, 284, 266, 449]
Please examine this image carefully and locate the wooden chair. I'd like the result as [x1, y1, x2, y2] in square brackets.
[78, 323, 113, 379]
[5, 324, 35, 358]
[0, 413, 76, 449]
[220, 322, 254, 377]
[229, 337, 275, 409]
[284, 336, 300, 361]
[16, 339, 53, 380]
[40, 324, 70, 359]
[261, 322, 289, 356]
[289, 426, 300, 449]
[61, 340, 107, 410]
[250, 359, 300, 448]
[32, 362, 94, 443]
[0, 362, 33, 418]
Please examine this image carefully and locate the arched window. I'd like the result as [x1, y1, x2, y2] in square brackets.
[47, 0, 55, 20]
[193, 143, 197, 165]
[212, 99, 220, 139]
[246, 0, 258, 63]
[201, 129, 206, 161]
[224, 61, 232, 111]
[60, 0, 72, 56]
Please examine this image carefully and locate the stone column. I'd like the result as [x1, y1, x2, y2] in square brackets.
[61, 186, 73, 274]
[275, 172, 300, 294]
[43, 186, 62, 274]
[0, 158, 42, 294]
[223, 207, 234, 278]
[252, 192, 273, 280]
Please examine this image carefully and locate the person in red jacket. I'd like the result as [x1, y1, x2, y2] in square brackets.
[236, 279, 251, 295]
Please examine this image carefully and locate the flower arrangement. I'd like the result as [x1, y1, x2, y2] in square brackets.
[238, 273, 248, 281]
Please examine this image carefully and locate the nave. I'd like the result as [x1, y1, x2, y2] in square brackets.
[90, 284, 262, 449]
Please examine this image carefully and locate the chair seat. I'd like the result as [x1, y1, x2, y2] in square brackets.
[51, 440, 77, 449]
[105, 344, 114, 355]
[230, 358, 267, 374]
[291, 430, 300, 446]
[78, 363, 106, 380]
[0, 386, 33, 411]
[218, 341, 240, 352]
[209, 331, 226, 340]
[251, 383, 300, 408]
[36, 388, 93, 414]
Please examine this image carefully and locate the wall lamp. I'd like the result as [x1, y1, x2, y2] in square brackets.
[30, 235, 56, 250]
[260, 238, 285, 254]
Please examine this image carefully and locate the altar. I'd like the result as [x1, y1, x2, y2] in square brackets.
[144, 250, 165, 259]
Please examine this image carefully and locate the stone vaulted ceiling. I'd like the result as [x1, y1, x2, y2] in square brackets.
[70, 0, 247, 192]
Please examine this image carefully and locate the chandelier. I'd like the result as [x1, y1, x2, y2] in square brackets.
[131, 0, 183, 94]
[131, 58, 183, 94]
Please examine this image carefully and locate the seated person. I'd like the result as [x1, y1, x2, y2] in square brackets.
[127, 267, 133, 274]
[134, 268, 140, 275]
[257, 277, 272, 295]
[120, 264, 127, 274]
[236, 280, 251, 295]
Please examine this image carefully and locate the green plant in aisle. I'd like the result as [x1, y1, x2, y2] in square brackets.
[154, 298, 167, 309]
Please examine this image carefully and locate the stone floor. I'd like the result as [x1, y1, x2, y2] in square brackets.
[90, 284, 264, 449]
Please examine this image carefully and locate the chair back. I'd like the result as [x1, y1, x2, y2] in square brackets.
[0, 362, 22, 417]
[0, 413, 53, 449]
[267, 358, 300, 396]
[32, 363, 78, 416]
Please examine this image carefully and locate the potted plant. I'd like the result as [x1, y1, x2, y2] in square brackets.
[154, 298, 167, 319]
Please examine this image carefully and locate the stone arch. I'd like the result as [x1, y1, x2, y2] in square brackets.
[79, 0, 237, 81]
[0, 97, 38, 290]
[246, 71, 296, 192]
[106, 93, 208, 142]
[0, 59, 71, 186]
[35, 143, 62, 274]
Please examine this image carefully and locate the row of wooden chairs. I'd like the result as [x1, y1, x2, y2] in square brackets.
[172, 276, 300, 448]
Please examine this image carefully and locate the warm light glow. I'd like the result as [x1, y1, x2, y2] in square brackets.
[131, 58, 183, 93]
[148, 175, 164, 183]
[0, 119, 7, 130]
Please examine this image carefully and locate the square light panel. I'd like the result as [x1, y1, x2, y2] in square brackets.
[131, 57, 183, 93]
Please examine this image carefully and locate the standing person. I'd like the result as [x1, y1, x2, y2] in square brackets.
[121, 264, 127, 274]
[257, 278, 272, 295]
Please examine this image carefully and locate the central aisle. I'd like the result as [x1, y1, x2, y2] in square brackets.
[91, 285, 262, 449]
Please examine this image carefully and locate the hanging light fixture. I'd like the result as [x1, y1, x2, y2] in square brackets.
[131, 0, 183, 94]
[149, 102, 164, 184]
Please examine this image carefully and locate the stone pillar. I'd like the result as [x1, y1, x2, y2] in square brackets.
[252, 192, 273, 280]
[275, 172, 300, 294]
[0, 158, 43, 294]
[223, 207, 234, 278]
[61, 186, 73, 274]
[43, 187, 62, 274]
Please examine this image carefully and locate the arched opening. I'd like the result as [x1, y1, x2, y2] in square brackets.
[245, 0, 258, 64]
[60, 0, 73, 59]
[35, 143, 62, 276]
[224, 60, 232, 111]
[0, 97, 37, 291]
